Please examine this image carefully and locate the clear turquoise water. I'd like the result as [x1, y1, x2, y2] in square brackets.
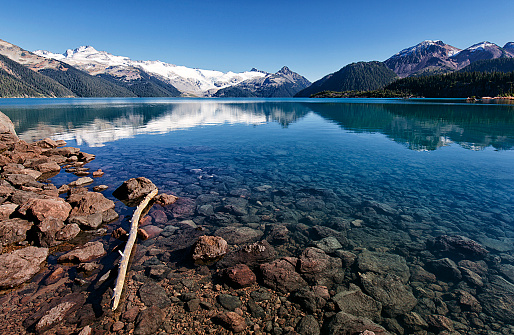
[1, 98, 513, 252]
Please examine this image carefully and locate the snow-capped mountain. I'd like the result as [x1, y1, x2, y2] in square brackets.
[385, 40, 514, 78]
[384, 40, 462, 78]
[213, 66, 311, 98]
[34, 46, 269, 96]
[505, 42, 514, 57]
[449, 41, 507, 68]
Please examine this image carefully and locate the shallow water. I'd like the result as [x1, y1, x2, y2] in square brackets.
[2, 98, 514, 332]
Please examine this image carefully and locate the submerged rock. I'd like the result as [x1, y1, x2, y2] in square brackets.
[427, 235, 488, 260]
[223, 264, 257, 288]
[134, 306, 165, 335]
[357, 250, 410, 283]
[58, 241, 106, 263]
[322, 311, 390, 335]
[260, 258, 307, 293]
[191, 235, 228, 264]
[332, 286, 382, 320]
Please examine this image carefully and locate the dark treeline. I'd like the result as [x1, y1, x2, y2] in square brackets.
[385, 71, 514, 98]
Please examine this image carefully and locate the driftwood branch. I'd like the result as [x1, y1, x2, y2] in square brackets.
[112, 188, 158, 311]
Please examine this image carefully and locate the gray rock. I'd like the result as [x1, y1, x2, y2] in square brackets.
[292, 288, 327, 314]
[215, 226, 263, 244]
[247, 299, 266, 318]
[359, 272, 417, 317]
[357, 250, 410, 283]
[217, 294, 242, 311]
[427, 234, 488, 260]
[139, 281, 171, 308]
[332, 287, 382, 320]
[313, 236, 342, 254]
[250, 288, 272, 302]
[296, 315, 320, 335]
[427, 258, 462, 281]
[0, 246, 48, 288]
[478, 275, 514, 323]
[322, 312, 390, 335]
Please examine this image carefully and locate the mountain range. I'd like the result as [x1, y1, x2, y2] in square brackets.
[0, 38, 513, 98]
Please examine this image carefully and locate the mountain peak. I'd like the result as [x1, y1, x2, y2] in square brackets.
[277, 66, 292, 74]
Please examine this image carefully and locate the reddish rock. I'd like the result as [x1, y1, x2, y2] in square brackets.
[44, 267, 66, 285]
[36, 138, 58, 149]
[36, 161, 61, 174]
[0, 218, 32, 247]
[299, 247, 332, 274]
[55, 223, 81, 241]
[225, 264, 257, 288]
[149, 209, 168, 224]
[141, 225, 163, 239]
[122, 306, 140, 322]
[427, 314, 453, 331]
[68, 191, 115, 216]
[134, 306, 165, 335]
[192, 235, 228, 263]
[260, 258, 307, 293]
[36, 218, 65, 246]
[213, 311, 247, 333]
[112, 177, 157, 206]
[137, 228, 150, 240]
[92, 169, 104, 177]
[112, 321, 125, 332]
[93, 185, 109, 192]
[457, 289, 482, 312]
[112, 227, 128, 240]
[155, 193, 178, 206]
[34, 293, 85, 333]
[0, 246, 49, 288]
[68, 177, 93, 188]
[324, 312, 390, 335]
[19, 198, 71, 223]
[58, 241, 106, 263]
[0, 202, 18, 219]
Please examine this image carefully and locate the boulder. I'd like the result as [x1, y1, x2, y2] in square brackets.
[139, 281, 171, 308]
[68, 177, 93, 188]
[34, 293, 85, 333]
[113, 177, 157, 206]
[479, 275, 514, 323]
[19, 197, 71, 223]
[296, 315, 320, 335]
[58, 241, 106, 263]
[359, 272, 417, 317]
[0, 218, 32, 247]
[0, 202, 17, 220]
[213, 311, 247, 333]
[260, 258, 307, 293]
[357, 250, 410, 283]
[191, 235, 228, 264]
[0, 246, 48, 288]
[55, 223, 81, 241]
[223, 264, 257, 288]
[292, 287, 327, 314]
[215, 226, 263, 245]
[217, 240, 276, 269]
[427, 258, 462, 281]
[322, 312, 390, 335]
[332, 287, 382, 320]
[427, 235, 488, 260]
[67, 191, 116, 229]
[0, 111, 18, 138]
[134, 306, 165, 335]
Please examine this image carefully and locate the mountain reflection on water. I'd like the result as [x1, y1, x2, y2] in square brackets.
[2, 98, 513, 150]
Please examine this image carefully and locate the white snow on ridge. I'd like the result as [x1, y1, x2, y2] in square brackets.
[465, 41, 498, 52]
[392, 40, 461, 58]
[34, 46, 267, 95]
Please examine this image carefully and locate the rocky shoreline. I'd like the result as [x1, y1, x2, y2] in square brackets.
[1, 110, 514, 335]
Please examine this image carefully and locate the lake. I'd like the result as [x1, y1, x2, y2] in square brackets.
[2, 97, 514, 333]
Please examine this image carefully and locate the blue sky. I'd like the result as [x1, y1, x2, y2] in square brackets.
[1, 0, 513, 81]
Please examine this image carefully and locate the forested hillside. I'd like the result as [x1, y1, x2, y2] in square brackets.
[295, 61, 398, 97]
[0, 54, 73, 97]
